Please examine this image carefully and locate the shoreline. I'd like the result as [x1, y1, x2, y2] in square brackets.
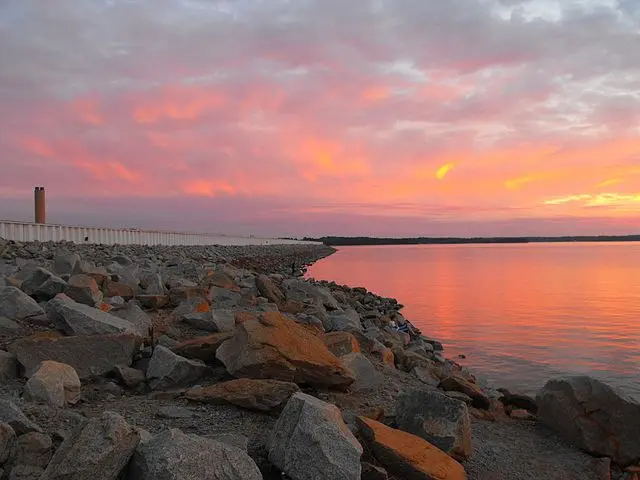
[0, 240, 637, 479]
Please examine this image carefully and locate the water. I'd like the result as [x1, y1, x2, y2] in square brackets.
[306, 243, 640, 400]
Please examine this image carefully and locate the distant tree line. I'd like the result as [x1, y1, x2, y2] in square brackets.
[303, 235, 640, 246]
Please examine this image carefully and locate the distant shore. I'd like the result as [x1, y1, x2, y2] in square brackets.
[306, 234, 640, 246]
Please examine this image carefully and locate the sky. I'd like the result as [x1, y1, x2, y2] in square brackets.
[1, 0, 639, 237]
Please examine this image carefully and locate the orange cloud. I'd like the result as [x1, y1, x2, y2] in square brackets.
[133, 86, 226, 124]
[183, 180, 237, 197]
[436, 163, 455, 180]
[362, 86, 389, 102]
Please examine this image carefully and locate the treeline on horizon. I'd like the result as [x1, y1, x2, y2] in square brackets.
[302, 235, 640, 246]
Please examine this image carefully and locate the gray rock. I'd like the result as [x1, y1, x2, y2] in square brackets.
[156, 406, 193, 419]
[0, 316, 21, 333]
[205, 433, 249, 452]
[396, 389, 472, 460]
[269, 392, 362, 480]
[0, 422, 17, 464]
[24, 361, 81, 408]
[101, 382, 123, 398]
[411, 366, 440, 387]
[444, 391, 473, 406]
[256, 274, 284, 304]
[0, 287, 46, 323]
[21, 268, 66, 302]
[41, 411, 139, 480]
[111, 301, 151, 337]
[14, 432, 52, 468]
[9, 333, 138, 379]
[326, 309, 363, 333]
[8, 465, 44, 480]
[140, 272, 164, 295]
[64, 275, 103, 306]
[340, 353, 380, 391]
[537, 376, 640, 466]
[0, 400, 42, 435]
[53, 253, 80, 276]
[146, 346, 209, 390]
[157, 335, 178, 348]
[112, 365, 145, 388]
[0, 350, 18, 381]
[207, 286, 241, 308]
[283, 279, 340, 310]
[46, 294, 137, 336]
[182, 309, 234, 333]
[127, 428, 262, 480]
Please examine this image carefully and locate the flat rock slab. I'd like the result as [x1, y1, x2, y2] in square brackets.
[322, 332, 361, 357]
[185, 378, 300, 413]
[171, 332, 233, 364]
[9, 333, 138, 379]
[146, 346, 209, 390]
[440, 376, 490, 410]
[464, 418, 612, 480]
[0, 400, 42, 435]
[0, 287, 45, 322]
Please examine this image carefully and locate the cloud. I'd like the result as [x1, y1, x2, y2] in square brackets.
[0, 0, 639, 236]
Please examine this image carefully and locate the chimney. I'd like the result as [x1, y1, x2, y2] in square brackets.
[34, 187, 46, 224]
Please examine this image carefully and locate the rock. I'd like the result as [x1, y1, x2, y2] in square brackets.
[52, 253, 80, 275]
[171, 332, 232, 364]
[0, 401, 41, 435]
[340, 353, 381, 391]
[40, 411, 139, 480]
[135, 295, 169, 310]
[139, 272, 164, 295]
[21, 268, 66, 302]
[14, 432, 52, 467]
[208, 271, 238, 290]
[0, 316, 21, 333]
[537, 376, 640, 466]
[205, 433, 249, 452]
[322, 331, 361, 357]
[412, 367, 440, 387]
[396, 389, 472, 460]
[46, 294, 137, 336]
[0, 350, 18, 381]
[207, 286, 241, 308]
[102, 381, 123, 398]
[509, 409, 536, 420]
[168, 286, 207, 307]
[216, 312, 355, 390]
[111, 301, 151, 337]
[256, 274, 284, 304]
[146, 346, 209, 390]
[283, 279, 339, 310]
[0, 287, 46, 323]
[326, 309, 363, 333]
[439, 376, 490, 410]
[112, 365, 145, 388]
[64, 275, 103, 306]
[269, 392, 363, 480]
[156, 406, 193, 419]
[127, 428, 262, 480]
[9, 333, 138, 379]
[182, 309, 234, 333]
[185, 378, 300, 413]
[444, 391, 473, 406]
[0, 422, 16, 464]
[8, 465, 44, 480]
[103, 281, 134, 300]
[361, 462, 388, 480]
[24, 361, 81, 408]
[171, 297, 210, 320]
[356, 416, 467, 480]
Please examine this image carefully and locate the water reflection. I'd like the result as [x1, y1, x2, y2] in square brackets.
[306, 243, 640, 399]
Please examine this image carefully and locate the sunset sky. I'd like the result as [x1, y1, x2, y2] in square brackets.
[1, 0, 639, 237]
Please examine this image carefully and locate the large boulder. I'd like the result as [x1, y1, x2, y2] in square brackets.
[181, 309, 234, 333]
[282, 279, 339, 310]
[9, 333, 138, 379]
[111, 301, 151, 337]
[171, 332, 232, 364]
[40, 411, 139, 480]
[21, 268, 66, 302]
[340, 353, 381, 391]
[356, 417, 467, 480]
[64, 275, 103, 306]
[0, 350, 18, 381]
[322, 332, 361, 357]
[216, 312, 355, 390]
[207, 286, 241, 308]
[53, 253, 80, 276]
[0, 287, 46, 323]
[24, 361, 81, 408]
[185, 378, 300, 413]
[256, 274, 285, 304]
[537, 376, 640, 466]
[14, 432, 52, 468]
[0, 422, 16, 465]
[439, 376, 490, 410]
[325, 309, 363, 333]
[46, 294, 137, 336]
[146, 346, 209, 390]
[269, 392, 363, 480]
[396, 389, 471, 460]
[127, 428, 262, 480]
[0, 401, 41, 435]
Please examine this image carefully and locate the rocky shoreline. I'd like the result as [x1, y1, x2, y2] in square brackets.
[0, 239, 638, 479]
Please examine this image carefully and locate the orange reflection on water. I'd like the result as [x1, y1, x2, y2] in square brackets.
[306, 243, 640, 399]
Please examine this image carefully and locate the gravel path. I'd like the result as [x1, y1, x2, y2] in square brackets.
[465, 417, 610, 480]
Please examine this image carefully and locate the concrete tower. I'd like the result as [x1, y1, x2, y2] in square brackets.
[34, 187, 46, 224]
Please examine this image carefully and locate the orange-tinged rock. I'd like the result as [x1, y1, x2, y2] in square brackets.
[322, 332, 361, 357]
[356, 416, 467, 480]
[209, 272, 239, 291]
[172, 332, 233, 364]
[234, 312, 255, 324]
[216, 312, 355, 391]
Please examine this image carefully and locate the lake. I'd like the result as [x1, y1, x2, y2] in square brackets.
[306, 243, 640, 400]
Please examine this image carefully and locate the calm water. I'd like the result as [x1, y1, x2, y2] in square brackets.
[306, 243, 640, 400]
